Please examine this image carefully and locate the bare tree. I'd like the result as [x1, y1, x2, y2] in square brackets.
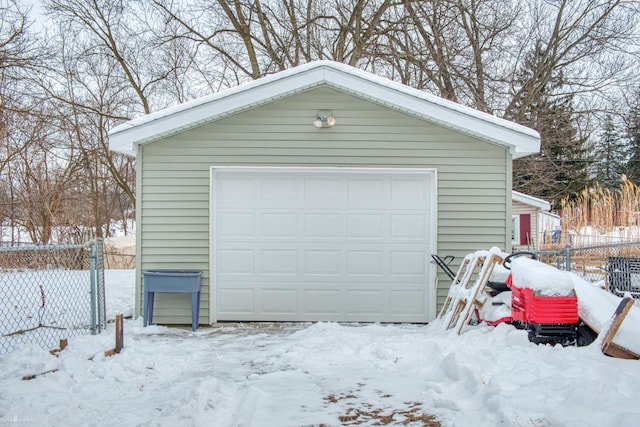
[6, 105, 83, 244]
[0, 0, 40, 174]
[1, 0, 638, 245]
[503, 0, 638, 121]
[37, 14, 137, 235]
[104, 0, 640, 119]
[151, 0, 406, 81]
[46, 0, 186, 114]
[1, 0, 49, 242]
[41, 0, 153, 211]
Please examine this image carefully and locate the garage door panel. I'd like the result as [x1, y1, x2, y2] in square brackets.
[346, 250, 385, 276]
[261, 176, 299, 202]
[216, 245, 431, 279]
[261, 289, 298, 314]
[304, 213, 342, 239]
[261, 250, 297, 275]
[390, 290, 426, 315]
[303, 289, 342, 314]
[218, 176, 255, 206]
[347, 177, 389, 206]
[218, 288, 255, 314]
[218, 209, 432, 242]
[304, 250, 341, 275]
[218, 249, 255, 274]
[213, 168, 435, 322]
[261, 213, 299, 239]
[347, 290, 384, 314]
[392, 178, 431, 208]
[217, 286, 429, 321]
[391, 214, 428, 239]
[390, 251, 427, 276]
[347, 214, 385, 239]
[218, 213, 255, 239]
[304, 177, 346, 206]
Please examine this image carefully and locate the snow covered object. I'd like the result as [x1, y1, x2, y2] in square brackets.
[440, 249, 640, 352]
[438, 247, 507, 334]
[439, 250, 582, 345]
[572, 274, 640, 358]
[505, 254, 579, 345]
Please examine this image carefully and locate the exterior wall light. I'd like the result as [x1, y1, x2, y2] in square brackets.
[313, 114, 336, 128]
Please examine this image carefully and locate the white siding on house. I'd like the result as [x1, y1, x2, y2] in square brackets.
[137, 87, 510, 324]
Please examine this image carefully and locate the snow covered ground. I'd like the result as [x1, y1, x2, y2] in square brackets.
[1, 270, 639, 427]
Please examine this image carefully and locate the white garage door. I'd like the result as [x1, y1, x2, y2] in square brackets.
[210, 167, 436, 323]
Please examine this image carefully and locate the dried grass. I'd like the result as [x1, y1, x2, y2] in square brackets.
[557, 176, 640, 245]
[322, 391, 441, 426]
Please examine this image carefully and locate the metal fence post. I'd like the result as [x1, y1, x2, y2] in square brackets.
[565, 244, 572, 272]
[96, 238, 106, 333]
[89, 241, 97, 335]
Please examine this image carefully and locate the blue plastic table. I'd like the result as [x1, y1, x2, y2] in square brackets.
[143, 270, 202, 331]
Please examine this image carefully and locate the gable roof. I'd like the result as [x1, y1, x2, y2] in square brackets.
[108, 61, 540, 157]
[512, 191, 551, 211]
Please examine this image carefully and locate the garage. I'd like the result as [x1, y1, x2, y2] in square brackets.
[108, 60, 540, 327]
[211, 167, 437, 323]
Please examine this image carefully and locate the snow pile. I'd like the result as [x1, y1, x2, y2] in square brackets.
[510, 257, 575, 296]
[572, 274, 640, 355]
[1, 270, 640, 427]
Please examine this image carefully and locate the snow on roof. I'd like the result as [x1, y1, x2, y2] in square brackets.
[512, 191, 551, 211]
[108, 61, 540, 158]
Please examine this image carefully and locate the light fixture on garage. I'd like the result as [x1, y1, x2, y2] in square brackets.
[313, 113, 336, 128]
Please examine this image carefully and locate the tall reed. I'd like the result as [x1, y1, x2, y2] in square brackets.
[558, 176, 640, 244]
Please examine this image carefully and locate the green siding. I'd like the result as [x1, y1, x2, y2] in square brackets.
[137, 86, 510, 324]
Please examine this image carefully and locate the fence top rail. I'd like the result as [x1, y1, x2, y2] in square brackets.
[0, 242, 95, 253]
[535, 241, 640, 256]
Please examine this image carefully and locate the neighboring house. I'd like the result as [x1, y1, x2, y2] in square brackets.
[511, 191, 559, 250]
[109, 61, 540, 326]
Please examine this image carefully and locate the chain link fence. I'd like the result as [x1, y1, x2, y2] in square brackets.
[535, 241, 640, 298]
[0, 240, 106, 356]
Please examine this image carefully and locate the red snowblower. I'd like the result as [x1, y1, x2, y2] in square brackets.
[435, 251, 585, 346]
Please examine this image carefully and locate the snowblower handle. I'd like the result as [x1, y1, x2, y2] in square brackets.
[503, 251, 538, 270]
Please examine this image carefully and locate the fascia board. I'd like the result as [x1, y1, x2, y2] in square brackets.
[512, 191, 551, 211]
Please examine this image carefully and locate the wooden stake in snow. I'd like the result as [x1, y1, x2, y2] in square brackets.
[601, 298, 639, 360]
[105, 313, 124, 357]
[49, 338, 68, 356]
[22, 368, 59, 381]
